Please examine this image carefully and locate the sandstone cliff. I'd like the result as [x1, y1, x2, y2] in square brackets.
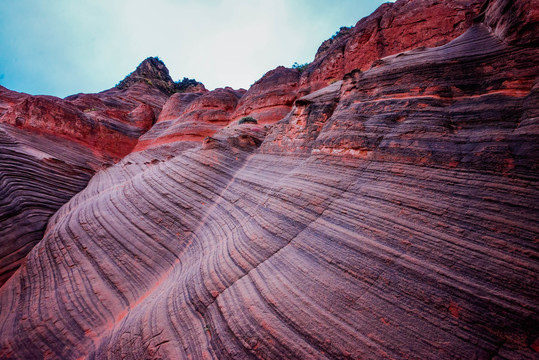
[0, 0, 537, 359]
[0, 57, 184, 285]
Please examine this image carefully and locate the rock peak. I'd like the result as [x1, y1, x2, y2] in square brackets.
[136, 57, 171, 77]
[116, 57, 206, 95]
[116, 56, 177, 94]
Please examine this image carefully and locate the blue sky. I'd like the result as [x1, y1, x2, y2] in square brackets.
[0, 0, 392, 98]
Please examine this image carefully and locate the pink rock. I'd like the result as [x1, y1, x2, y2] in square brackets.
[232, 66, 300, 125]
[0, 1, 537, 359]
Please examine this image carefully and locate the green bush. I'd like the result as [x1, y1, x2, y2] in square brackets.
[238, 116, 258, 125]
[175, 77, 202, 92]
[330, 26, 352, 41]
[292, 62, 309, 73]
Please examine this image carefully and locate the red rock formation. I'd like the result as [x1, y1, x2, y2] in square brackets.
[134, 87, 244, 152]
[299, 0, 484, 94]
[260, 80, 342, 155]
[1, 58, 172, 159]
[133, 0, 485, 152]
[231, 66, 300, 125]
[479, 0, 539, 46]
[0, 58, 173, 285]
[115, 56, 178, 95]
[0, 0, 538, 359]
[134, 66, 300, 153]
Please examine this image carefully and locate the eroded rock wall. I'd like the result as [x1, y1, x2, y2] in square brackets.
[0, 59, 172, 285]
[0, 0, 537, 358]
[300, 0, 485, 94]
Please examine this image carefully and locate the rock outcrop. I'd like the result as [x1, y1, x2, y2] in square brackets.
[115, 57, 178, 95]
[1, 59, 172, 159]
[0, 58, 174, 285]
[133, 87, 245, 152]
[0, 0, 538, 359]
[231, 66, 300, 125]
[300, 0, 485, 94]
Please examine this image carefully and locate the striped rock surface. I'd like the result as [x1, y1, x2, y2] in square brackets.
[0, 61, 172, 285]
[0, 124, 106, 285]
[0, 0, 538, 359]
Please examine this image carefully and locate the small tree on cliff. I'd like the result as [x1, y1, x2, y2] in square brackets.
[292, 62, 309, 73]
[175, 77, 202, 92]
[238, 116, 258, 125]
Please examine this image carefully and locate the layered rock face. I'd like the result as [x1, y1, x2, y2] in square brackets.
[133, 87, 244, 152]
[0, 124, 105, 285]
[299, 0, 485, 94]
[1, 58, 174, 159]
[231, 66, 300, 125]
[0, 0, 538, 359]
[0, 58, 172, 284]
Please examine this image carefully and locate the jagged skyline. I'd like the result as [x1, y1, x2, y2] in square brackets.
[0, 0, 392, 98]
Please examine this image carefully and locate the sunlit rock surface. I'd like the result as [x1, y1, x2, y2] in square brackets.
[0, 0, 538, 359]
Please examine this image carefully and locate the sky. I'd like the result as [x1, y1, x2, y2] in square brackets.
[0, 0, 393, 98]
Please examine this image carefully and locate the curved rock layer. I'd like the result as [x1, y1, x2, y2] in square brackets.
[133, 88, 244, 152]
[0, 124, 106, 285]
[231, 67, 300, 125]
[0, 0, 537, 358]
[0, 60, 172, 285]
